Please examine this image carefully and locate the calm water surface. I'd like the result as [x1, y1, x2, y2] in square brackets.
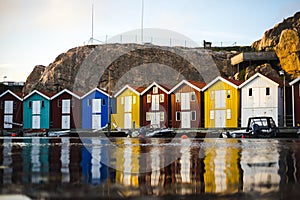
[0, 137, 300, 199]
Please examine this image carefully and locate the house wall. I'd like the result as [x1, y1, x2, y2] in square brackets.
[23, 93, 50, 129]
[0, 93, 23, 129]
[204, 80, 240, 128]
[241, 77, 279, 127]
[111, 89, 141, 129]
[141, 86, 169, 128]
[51, 93, 81, 129]
[81, 91, 109, 129]
[293, 82, 300, 126]
[170, 85, 201, 128]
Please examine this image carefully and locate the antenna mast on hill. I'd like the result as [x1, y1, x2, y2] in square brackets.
[87, 1, 102, 44]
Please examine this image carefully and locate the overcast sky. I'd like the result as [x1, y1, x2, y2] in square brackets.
[0, 0, 299, 81]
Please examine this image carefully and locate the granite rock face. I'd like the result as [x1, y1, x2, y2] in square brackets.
[252, 12, 300, 78]
[22, 44, 232, 95]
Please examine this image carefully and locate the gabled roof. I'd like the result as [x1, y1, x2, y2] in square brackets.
[140, 82, 170, 95]
[0, 90, 23, 101]
[80, 88, 110, 99]
[169, 80, 206, 93]
[114, 85, 145, 97]
[23, 90, 52, 100]
[50, 89, 81, 100]
[202, 76, 242, 91]
[239, 73, 279, 88]
[290, 77, 300, 85]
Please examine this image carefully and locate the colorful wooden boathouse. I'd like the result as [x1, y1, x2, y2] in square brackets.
[169, 80, 206, 128]
[0, 90, 23, 129]
[23, 90, 52, 129]
[50, 89, 81, 129]
[140, 82, 170, 128]
[112, 85, 144, 129]
[202, 77, 242, 128]
[81, 88, 110, 129]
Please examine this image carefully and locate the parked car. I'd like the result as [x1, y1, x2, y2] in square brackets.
[221, 116, 279, 138]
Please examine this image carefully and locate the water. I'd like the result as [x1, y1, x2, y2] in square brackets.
[0, 137, 300, 199]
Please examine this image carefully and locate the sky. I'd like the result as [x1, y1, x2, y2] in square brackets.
[0, 0, 299, 82]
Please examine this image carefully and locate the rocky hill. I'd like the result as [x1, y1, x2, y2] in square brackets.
[252, 11, 300, 78]
[23, 44, 235, 95]
[23, 12, 300, 94]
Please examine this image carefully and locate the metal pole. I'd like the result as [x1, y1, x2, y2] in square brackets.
[107, 70, 111, 136]
[141, 0, 144, 44]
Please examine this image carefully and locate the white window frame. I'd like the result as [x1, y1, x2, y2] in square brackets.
[210, 110, 214, 120]
[191, 111, 196, 121]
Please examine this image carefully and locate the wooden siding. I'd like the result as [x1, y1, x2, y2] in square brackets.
[240, 76, 279, 127]
[0, 92, 23, 129]
[204, 80, 240, 128]
[23, 93, 50, 129]
[51, 92, 81, 129]
[170, 84, 201, 128]
[141, 85, 169, 128]
[111, 88, 141, 129]
[81, 90, 109, 129]
[293, 82, 300, 126]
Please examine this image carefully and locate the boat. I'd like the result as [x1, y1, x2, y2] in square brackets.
[45, 130, 71, 137]
[127, 125, 176, 138]
[221, 116, 279, 138]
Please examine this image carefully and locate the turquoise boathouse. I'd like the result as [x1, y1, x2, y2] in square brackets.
[23, 90, 51, 129]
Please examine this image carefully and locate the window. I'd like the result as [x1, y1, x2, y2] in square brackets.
[88, 99, 92, 106]
[147, 94, 151, 103]
[191, 111, 196, 121]
[210, 110, 214, 120]
[57, 100, 62, 107]
[153, 87, 158, 94]
[146, 112, 150, 121]
[29, 101, 32, 108]
[249, 88, 252, 96]
[175, 93, 181, 102]
[176, 111, 181, 121]
[159, 94, 164, 103]
[160, 112, 164, 121]
[266, 87, 270, 96]
[210, 91, 214, 99]
[102, 98, 106, 106]
[191, 92, 196, 101]
[120, 97, 124, 105]
[133, 96, 136, 104]
[227, 90, 231, 98]
[227, 109, 231, 119]
[41, 101, 45, 108]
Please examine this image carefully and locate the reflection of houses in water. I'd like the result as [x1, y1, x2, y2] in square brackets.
[204, 139, 242, 193]
[115, 138, 140, 186]
[240, 140, 280, 193]
[81, 138, 109, 184]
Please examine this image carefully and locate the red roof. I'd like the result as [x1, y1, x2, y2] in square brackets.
[224, 78, 243, 86]
[188, 80, 207, 89]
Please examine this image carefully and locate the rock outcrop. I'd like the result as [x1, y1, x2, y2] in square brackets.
[23, 44, 233, 95]
[275, 29, 300, 78]
[252, 12, 300, 78]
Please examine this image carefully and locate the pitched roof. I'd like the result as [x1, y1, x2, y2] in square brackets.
[113, 85, 144, 97]
[290, 77, 300, 85]
[202, 76, 241, 91]
[81, 88, 110, 99]
[239, 73, 278, 88]
[50, 89, 81, 100]
[23, 90, 53, 100]
[0, 90, 23, 101]
[169, 80, 206, 93]
[140, 82, 170, 95]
